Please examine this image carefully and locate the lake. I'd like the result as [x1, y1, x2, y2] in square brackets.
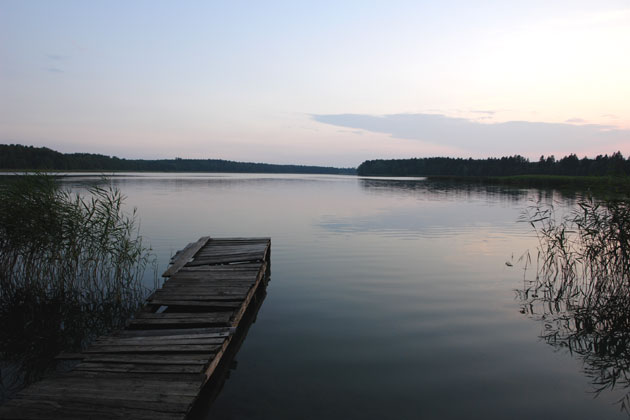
[60, 173, 627, 419]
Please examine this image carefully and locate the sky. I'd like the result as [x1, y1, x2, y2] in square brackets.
[1, 1, 629, 167]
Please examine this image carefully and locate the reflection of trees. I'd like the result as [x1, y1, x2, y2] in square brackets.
[518, 198, 630, 414]
[360, 177, 546, 204]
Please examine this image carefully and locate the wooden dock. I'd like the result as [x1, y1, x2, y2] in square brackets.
[0, 237, 271, 420]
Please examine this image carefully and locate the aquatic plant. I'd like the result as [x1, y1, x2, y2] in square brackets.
[518, 196, 630, 413]
[0, 174, 155, 398]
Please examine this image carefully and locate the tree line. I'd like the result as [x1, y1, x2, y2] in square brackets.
[0, 144, 356, 175]
[357, 153, 630, 177]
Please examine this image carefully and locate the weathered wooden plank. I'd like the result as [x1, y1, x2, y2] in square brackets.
[186, 255, 264, 266]
[153, 285, 252, 292]
[149, 294, 246, 302]
[175, 262, 261, 271]
[82, 353, 210, 365]
[51, 370, 203, 384]
[157, 289, 252, 296]
[163, 277, 256, 285]
[162, 236, 211, 277]
[133, 312, 232, 321]
[7, 388, 195, 413]
[83, 343, 222, 353]
[170, 240, 196, 262]
[107, 332, 229, 342]
[174, 269, 259, 276]
[197, 242, 268, 250]
[194, 248, 268, 258]
[75, 362, 206, 375]
[160, 286, 254, 293]
[161, 281, 254, 288]
[227, 260, 267, 328]
[158, 286, 253, 294]
[151, 287, 251, 296]
[114, 327, 233, 338]
[127, 321, 232, 330]
[168, 270, 258, 277]
[92, 336, 225, 346]
[17, 377, 200, 397]
[0, 403, 183, 420]
[146, 299, 241, 309]
[7, 394, 191, 415]
[166, 274, 257, 281]
[148, 296, 246, 304]
[207, 237, 270, 243]
[169, 271, 259, 277]
[191, 246, 267, 259]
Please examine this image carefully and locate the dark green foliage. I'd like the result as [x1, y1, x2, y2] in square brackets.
[0, 144, 356, 174]
[518, 198, 630, 412]
[358, 152, 630, 177]
[0, 174, 154, 398]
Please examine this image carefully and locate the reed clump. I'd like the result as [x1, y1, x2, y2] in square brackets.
[0, 174, 154, 396]
[519, 196, 630, 412]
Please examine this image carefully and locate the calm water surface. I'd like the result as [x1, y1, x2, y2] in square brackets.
[62, 173, 627, 419]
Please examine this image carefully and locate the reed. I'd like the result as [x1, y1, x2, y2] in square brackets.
[518, 196, 630, 412]
[0, 174, 155, 397]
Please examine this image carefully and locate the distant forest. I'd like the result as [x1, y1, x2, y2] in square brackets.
[0, 144, 356, 175]
[358, 153, 630, 177]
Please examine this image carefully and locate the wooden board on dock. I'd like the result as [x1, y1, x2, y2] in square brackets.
[0, 236, 271, 420]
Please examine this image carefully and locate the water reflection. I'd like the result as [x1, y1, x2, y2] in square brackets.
[0, 291, 147, 402]
[359, 177, 585, 203]
[34, 173, 625, 419]
[519, 296, 630, 413]
[190, 275, 270, 419]
[517, 198, 630, 414]
[314, 178, 539, 238]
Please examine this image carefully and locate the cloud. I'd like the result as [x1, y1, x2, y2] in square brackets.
[565, 118, 586, 123]
[337, 129, 363, 135]
[43, 67, 64, 73]
[471, 110, 496, 115]
[46, 54, 69, 61]
[312, 113, 630, 156]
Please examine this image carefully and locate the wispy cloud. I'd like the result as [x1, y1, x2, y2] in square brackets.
[43, 67, 64, 73]
[337, 129, 363, 135]
[312, 113, 630, 156]
[43, 53, 70, 73]
[565, 118, 586, 123]
[46, 54, 69, 61]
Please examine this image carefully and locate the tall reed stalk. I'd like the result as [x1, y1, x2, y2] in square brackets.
[0, 174, 154, 397]
[519, 196, 630, 413]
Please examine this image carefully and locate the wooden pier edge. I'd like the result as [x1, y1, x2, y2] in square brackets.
[0, 236, 271, 420]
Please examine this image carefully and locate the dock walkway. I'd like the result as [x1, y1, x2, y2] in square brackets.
[0, 237, 271, 419]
